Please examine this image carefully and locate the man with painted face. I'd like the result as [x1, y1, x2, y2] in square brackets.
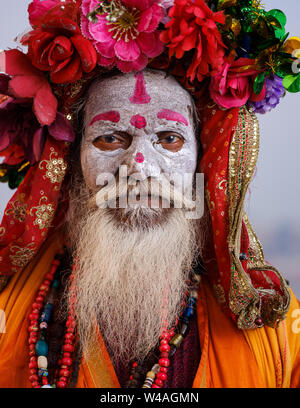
[0, 67, 300, 388]
[1, 0, 300, 389]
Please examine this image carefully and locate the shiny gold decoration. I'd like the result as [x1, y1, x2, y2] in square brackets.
[227, 107, 290, 329]
[39, 150, 67, 184]
[5, 196, 28, 223]
[9, 242, 36, 268]
[30, 196, 55, 230]
[0, 227, 5, 238]
[213, 283, 226, 304]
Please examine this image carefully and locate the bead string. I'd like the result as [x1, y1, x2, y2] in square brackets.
[28, 256, 76, 388]
[29, 255, 203, 388]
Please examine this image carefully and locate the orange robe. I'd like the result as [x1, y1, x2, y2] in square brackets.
[0, 232, 299, 388]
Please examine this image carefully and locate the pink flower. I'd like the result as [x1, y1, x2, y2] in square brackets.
[209, 58, 260, 109]
[80, 0, 164, 73]
[28, 0, 61, 26]
[0, 49, 58, 125]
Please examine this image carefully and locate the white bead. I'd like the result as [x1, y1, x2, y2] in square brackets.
[38, 356, 48, 369]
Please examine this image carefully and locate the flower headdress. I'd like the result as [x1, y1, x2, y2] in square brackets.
[0, 0, 298, 329]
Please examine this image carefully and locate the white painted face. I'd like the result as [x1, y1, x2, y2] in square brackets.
[81, 69, 198, 192]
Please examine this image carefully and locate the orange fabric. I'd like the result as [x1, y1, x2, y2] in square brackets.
[0, 238, 299, 388]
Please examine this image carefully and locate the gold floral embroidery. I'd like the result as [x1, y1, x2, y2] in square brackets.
[5, 196, 27, 223]
[9, 243, 36, 267]
[30, 196, 55, 230]
[0, 227, 5, 238]
[39, 149, 67, 184]
[217, 179, 228, 196]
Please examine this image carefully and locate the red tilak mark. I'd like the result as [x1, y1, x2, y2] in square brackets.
[89, 111, 120, 126]
[130, 115, 147, 129]
[129, 72, 151, 105]
[157, 109, 188, 126]
[134, 152, 144, 163]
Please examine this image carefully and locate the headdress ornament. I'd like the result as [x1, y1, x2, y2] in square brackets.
[0, 0, 298, 328]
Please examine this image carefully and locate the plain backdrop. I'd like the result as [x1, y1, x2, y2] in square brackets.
[0, 0, 299, 297]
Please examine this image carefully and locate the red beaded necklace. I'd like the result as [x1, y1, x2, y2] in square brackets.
[28, 255, 201, 388]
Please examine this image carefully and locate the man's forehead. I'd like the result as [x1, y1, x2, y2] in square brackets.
[86, 70, 192, 117]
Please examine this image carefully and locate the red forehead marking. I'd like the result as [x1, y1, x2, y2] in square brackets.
[129, 72, 151, 105]
[134, 152, 144, 163]
[130, 114, 147, 129]
[157, 109, 188, 126]
[89, 111, 120, 126]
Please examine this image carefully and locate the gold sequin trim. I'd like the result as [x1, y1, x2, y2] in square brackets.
[30, 196, 55, 230]
[9, 243, 36, 268]
[227, 107, 290, 329]
[39, 150, 67, 184]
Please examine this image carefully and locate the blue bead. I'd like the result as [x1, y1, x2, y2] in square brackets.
[52, 279, 60, 290]
[35, 340, 48, 356]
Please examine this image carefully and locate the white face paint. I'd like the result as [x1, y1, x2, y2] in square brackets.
[81, 69, 198, 193]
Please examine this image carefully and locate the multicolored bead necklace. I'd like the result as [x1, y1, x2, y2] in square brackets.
[28, 255, 202, 388]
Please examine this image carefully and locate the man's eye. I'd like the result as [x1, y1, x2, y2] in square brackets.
[157, 132, 184, 152]
[93, 133, 131, 151]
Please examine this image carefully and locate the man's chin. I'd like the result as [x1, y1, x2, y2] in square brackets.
[106, 206, 172, 229]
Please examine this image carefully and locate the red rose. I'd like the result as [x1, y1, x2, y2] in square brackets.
[209, 58, 262, 109]
[160, 0, 226, 82]
[22, 4, 97, 84]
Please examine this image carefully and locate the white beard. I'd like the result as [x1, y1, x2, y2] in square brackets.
[66, 180, 202, 366]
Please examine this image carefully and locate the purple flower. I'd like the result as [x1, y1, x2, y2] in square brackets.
[0, 99, 75, 165]
[249, 75, 285, 114]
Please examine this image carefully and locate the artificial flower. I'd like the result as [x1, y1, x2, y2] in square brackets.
[0, 49, 58, 125]
[249, 75, 285, 114]
[22, 3, 97, 84]
[80, 0, 164, 73]
[28, 0, 61, 27]
[0, 99, 75, 166]
[209, 58, 261, 109]
[160, 0, 226, 82]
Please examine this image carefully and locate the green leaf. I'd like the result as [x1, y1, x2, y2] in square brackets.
[283, 73, 300, 93]
[253, 72, 266, 95]
[267, 9, 287, 29]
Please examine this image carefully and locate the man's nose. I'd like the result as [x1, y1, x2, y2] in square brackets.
[120, 146, 161, 180]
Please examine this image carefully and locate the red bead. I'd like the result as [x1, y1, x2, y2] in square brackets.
[152, 384, 160, 388]
[29, 350, 35, 357]
[29, 344, 35, 351]
[155, 379, 163, 387]
[36, 296, 44, 303]
[160, 352, 169, 358]
[44, 274, 53, 280]
[42, 377, 48, 385]
[156, 372, 167, 381]
[60, 376, 68, 383]
[63, 344, 74, 353]
[160, 339, 168, 346]
[29, 374, 39, 382]
[29, 313, 39, 320]
[32, 302, 43, 310]
[29, 361, 37, 369]
[169, 330, 175, 337]
[52, 259, 60, 266]
[63, 352, 71, 358]
[29, 337, 37, 345]
[59, 369, 70, 377]
[159, 344, 170, 353]
[44, 280, 51, 286]
[132, 362, 138, 368]
[65, 333, 74, 341]
[62, 357, 72, 366]
[56, 381, 66, 389]
[160, 367, 168, 373]
[129, 375, 133, 381]
[64, 339, 73, 345]
[31, 381, 40, 388]
[158, 358, 169, 367]
[29, 369, 37, 375]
